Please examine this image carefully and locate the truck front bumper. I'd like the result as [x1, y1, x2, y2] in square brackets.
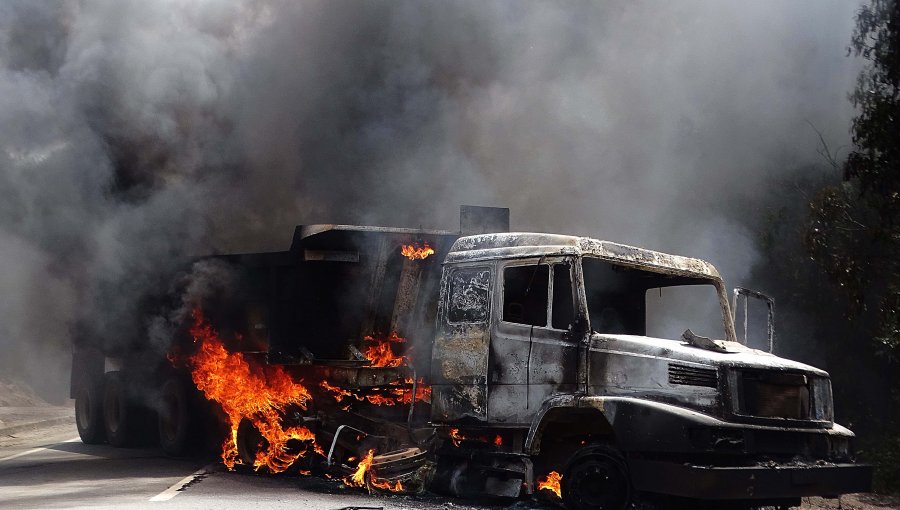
[628, 459, 873, 500]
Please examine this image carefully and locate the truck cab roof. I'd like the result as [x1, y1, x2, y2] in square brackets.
[447, 232, 722, 281]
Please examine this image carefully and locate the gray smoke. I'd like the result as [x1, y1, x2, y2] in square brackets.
[0, 0, 861, 401]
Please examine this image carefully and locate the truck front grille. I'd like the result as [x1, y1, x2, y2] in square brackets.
[668, 363, 718, 388]
[738, 370, 810, 420]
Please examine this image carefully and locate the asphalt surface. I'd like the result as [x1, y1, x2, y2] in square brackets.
[1, 419, 894, 510]
[0, 421, 548, 510]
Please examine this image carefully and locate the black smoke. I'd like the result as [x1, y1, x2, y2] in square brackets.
[0, 0, 862, 401]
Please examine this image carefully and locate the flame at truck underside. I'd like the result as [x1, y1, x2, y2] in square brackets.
[186, 308, 321, 471]
[537, 471, 563, 499]
[181, 307, 421, 494]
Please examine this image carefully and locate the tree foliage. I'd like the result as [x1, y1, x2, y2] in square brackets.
[807, 0, 900, 352]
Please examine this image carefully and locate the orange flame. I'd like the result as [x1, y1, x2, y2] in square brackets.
[448, 428, 501, 447]
[370, 477, 404, 492]
[186, 308, 321, 472]
[449, 428, 465, 447]
[319, 377, 431, 407]
[344, 449, 375, 487]
[537, 471, 563, 498]
[401, 242, 435, 260]
[362, 332, 406, 367]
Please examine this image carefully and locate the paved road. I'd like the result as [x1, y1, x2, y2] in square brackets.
[0, 423, 526, 510]
[3, 423, 892, 510]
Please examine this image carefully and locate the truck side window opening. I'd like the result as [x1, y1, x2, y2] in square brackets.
[551, 264, 575, 330]
[503, 264, 549, 326]
[447, 268, 491, 323]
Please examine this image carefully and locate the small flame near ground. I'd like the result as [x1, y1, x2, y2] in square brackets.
[449, 428, 502, 447]
[186, 308, 322, 472]
[401, 242, 435, 260]
[344, 449, 375, 487]
[537, 471, 563, 498]
[343, 449, 405, 492]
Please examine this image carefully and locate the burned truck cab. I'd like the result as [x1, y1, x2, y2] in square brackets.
[431, 233, 872, 508]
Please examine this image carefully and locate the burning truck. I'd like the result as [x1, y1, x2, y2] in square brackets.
[70, 206, 872, 509]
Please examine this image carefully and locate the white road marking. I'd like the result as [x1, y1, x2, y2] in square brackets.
[149, 467, 209, 502]
[0, 436, 81, 463]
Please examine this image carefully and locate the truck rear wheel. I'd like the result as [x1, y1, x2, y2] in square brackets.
[102, 371, 136, 447]
[158, 377, 194, 456]
[562, 445, 632, 510]
[75, 378, 105, 444]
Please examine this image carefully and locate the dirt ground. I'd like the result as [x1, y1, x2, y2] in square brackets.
[799, 494, 900, 509]
[0, 376, 48, 406]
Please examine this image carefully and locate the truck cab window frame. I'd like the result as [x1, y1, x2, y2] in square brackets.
[502, 263, 550, 327]
[500, 259, 577, 332]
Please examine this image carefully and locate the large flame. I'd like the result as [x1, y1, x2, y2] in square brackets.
[186, 308, 321, 472]
[537, 471, 563, 498]
[401, 242, 435, 260]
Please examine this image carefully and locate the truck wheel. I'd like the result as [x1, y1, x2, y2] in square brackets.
[75, 378, 105, 444]
[102, 371, 135, 447]
[158, 377, 193, 456]
[562, 445, 632, 510]
[236, 418, 267, 467]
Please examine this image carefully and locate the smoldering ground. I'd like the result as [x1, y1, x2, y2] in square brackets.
[0, 0, 861, 402]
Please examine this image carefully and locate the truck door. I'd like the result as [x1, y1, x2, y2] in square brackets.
[431, 264, 493, 423]
[489, 258, 579, 424]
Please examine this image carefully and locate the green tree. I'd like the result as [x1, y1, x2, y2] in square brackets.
[807, 0, 900, 353]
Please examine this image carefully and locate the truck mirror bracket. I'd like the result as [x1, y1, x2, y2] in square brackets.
[732, 287, 775, 353]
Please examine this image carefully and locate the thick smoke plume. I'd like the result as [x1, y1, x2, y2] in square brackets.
[0, 0, 861, 401]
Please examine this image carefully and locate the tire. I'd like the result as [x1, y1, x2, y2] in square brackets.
[102, 371, 135, 447]
[562, 444, 633, 510]
[158, 377, 194, 456]
[75, 377, 105, 444]
[236, 417, 267, 467]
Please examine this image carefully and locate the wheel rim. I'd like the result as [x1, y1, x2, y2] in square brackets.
[566, 455, 630, 510]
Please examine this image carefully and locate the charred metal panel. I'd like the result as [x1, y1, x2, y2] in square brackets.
[587, 335, 721, 416]
[527, 331, 578, 407]
[359, 236, 390, 339]
[390, 258, 424, 335]
[459, 205, 510, 235]
[431, 265, 494, 423]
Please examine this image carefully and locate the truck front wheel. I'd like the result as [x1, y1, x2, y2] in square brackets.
[562, 445, 632, 510]
[75, 378, 105, 444]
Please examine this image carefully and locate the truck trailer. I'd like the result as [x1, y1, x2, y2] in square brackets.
[70, 206, 872, 509]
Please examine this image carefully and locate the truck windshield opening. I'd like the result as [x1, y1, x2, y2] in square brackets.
[582, 257, 724, 340]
